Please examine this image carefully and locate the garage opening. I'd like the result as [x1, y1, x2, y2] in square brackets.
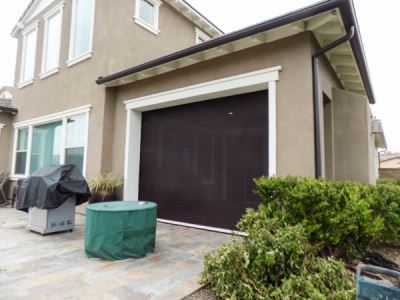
[139, 90, 269, 230]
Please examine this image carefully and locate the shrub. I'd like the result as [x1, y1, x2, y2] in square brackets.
[370, 183, 400, 242]
[377, 178, 400, 187]
[201, 215, 355, 300]
[254, 176, 400, 258]
[89, 172, 123, 192]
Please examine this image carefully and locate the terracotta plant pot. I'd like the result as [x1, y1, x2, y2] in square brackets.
[89, 190, 118, 204]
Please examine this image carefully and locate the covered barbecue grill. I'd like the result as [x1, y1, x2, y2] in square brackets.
[17, 164, 91, 235]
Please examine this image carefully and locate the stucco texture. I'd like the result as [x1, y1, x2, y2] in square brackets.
[11, 0, 200, 179]
[332, 87, 375, 184]
[111, 32, 318, 179]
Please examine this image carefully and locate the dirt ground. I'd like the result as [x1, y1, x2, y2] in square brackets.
[184, 288, 218, 300]
[373, 242, 400, 266]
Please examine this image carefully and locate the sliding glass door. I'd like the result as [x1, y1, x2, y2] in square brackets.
[13, 112, 88, 176]
[30, 121, 62, 173]
[65, 114, 86, 172]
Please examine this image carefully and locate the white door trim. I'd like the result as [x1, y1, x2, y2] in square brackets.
[123, 66, 281, 201]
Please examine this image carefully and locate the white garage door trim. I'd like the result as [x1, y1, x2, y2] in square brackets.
[123, 66, 282, 230]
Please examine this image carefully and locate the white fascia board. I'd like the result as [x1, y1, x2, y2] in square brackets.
[13, 104, 92, 128]
[166, 0, 222, 37]
[11, 0, 56, 37]
[125, 66, 282, 111]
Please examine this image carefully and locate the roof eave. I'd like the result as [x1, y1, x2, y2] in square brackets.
[10, 0, 36, 38]
[96, 0, 376, 104]
[337, 0, 375, 103]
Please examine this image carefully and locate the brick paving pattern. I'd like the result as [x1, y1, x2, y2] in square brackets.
[0, 208, 231, 299]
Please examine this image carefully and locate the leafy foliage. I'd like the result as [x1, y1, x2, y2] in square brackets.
[370, 183, 400, 242]
[89, 172, 123, 192]
[201, 216, 355, 300]
[377, 178, 400, 187]
[201, 176, 400, 298]
[254, 176, 400, 258]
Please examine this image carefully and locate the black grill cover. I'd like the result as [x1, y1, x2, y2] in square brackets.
[17, 164, 91, 212]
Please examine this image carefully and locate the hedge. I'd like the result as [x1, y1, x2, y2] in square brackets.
[201, 216, 355, 299]
[201, 176, 400, 299]
[254, 176, 400, 258]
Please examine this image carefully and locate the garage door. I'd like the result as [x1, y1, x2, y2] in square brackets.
[139, 90, 268, 230]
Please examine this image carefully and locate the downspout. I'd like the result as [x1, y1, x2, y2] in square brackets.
[312, 25, 355, 178]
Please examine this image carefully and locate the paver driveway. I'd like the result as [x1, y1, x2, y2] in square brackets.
[0, 208, 232, 299]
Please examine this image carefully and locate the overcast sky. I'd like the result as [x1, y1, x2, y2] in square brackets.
[1, 0, 399, 151]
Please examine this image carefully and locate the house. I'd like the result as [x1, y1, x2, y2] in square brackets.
[6, 0, 221, 179]
[379, 152, 400, 179]
[0, 0, 384, 231]
[380, 152, 400, 169]
[0, 86, 17, 172]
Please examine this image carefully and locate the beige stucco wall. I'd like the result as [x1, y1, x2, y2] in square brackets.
[0, 113, 14, 172]
[10, 0, 201, 179]
[110, 32, 319, 179]
[332, 87, 375, 184]
[312, 35, 344, 180]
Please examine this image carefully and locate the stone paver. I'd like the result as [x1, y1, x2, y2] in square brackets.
[0, 208, 232, 299]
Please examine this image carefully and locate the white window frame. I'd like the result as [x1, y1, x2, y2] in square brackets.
[19, 21, 39, 88]
[40, 2, 65, 79]
[134, 0, 162, 35]
[195, 27, 210, 44]
[13, 127, 30, 176]
[123, 66, 281, 205]
[67, 0, 96, 67]
[11, 105, 91, 179]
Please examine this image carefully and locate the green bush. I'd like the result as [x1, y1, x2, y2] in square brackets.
[254, 176, 400, 258]
[370, 183, 400, 242]
[377, 178, 400, 187]
[201, 215, 355, 300]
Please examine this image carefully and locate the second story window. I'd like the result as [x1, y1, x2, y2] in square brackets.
[41, 4, 64, 78]
[19, 22, 38, 87]
[134, 0, 161, 35]
[68, 0, 95, 66]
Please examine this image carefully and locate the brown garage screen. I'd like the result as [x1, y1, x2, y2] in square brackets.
[139, 90, 268, 230]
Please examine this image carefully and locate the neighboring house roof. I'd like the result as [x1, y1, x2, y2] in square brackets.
[0, 99, 18, 115]
[0, 86, 17, 115]
[97, 0, 376, 105]
[0, 86, 13, 99]
[380, 153, 400, 162]
[11, 0, 223, 38]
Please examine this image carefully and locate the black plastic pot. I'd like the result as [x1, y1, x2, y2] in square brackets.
[89, 190, 118, 204]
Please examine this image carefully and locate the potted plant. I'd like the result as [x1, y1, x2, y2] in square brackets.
[88, 172, 123, 204]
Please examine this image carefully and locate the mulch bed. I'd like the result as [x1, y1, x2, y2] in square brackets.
[184, 288, 218, 300]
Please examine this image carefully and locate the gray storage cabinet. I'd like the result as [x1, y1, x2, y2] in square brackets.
[27, 198, 75, 235]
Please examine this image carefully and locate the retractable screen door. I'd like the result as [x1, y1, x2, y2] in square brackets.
[139, 90, 268, 230]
